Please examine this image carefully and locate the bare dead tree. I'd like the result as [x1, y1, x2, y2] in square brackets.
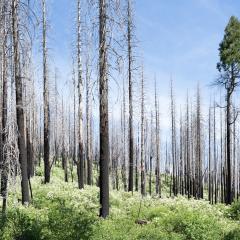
[195, 85, 203, 199]
[61, 97, 68, 182]
[53, 69, 59, 166]
[135, 124, 139, 192]
[121, 75, 127, 191]
[12, 0, 29, 204]
[42, 0, 50, 183]
[99, 0, 109, 218]
[0, 0, 9, 213]
[185, 93, 190, 199]
[86, 51, 92, 185]
[208, 105, 212, 204]
[127, 0, 134, 193]
[77, 0, 84, 189]
[170, 80, 177, 196]
[155, 79, 161, 196]
[140, 65, 145, 196]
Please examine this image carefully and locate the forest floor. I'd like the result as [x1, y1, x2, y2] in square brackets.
[0, 167, 240, 240]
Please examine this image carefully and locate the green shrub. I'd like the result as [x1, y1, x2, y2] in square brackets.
[35, 167, 43, 177]
[0, 166, 239, 240]
[224, 227, 240, 240]
[0, 207, 47, 240]
[227, 200, 240, 220]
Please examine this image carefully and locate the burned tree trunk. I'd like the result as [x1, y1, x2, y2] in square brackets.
[99, 0, 109, 218]
[186, 94, 190, 199]
[1, 1, 9, 211]
[135, 126, 139, 192]
[122, 77, 127, 191]
[140, 66, 145, 196]
[208, 106, 212, 204]
[42, 0, 50, 183]
[127, 0, 134, 193]
[86, 56, 92, 185]
[155, 80, 160, 196]
[61, 98, 68, 182]
[195, 86, 203, 199]
[170, 80, 177, 196]
[226, 91, 232, 204]
[77, 0, 84, 189]
[12, 0, 29, 204]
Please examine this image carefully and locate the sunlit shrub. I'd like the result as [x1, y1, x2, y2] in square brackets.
[0, 166, 239, 240]
[227, 199, 240, 220]
[224, 227, 240, 240]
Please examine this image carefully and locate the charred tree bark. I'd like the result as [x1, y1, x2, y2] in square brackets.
[61, 98, 68, 182]
[42, 0, 50, 183]
[186, 94, 190, 199]
[77, 0, 84, 189]
[140, 67, 145, 196]
[170, 80, 177, 196]
[208, 106, 212, 204]
[149, 112, 153, 196]
[155, 80, 160, 196]
[135, 127, 139, 192]
[1, 4, 8, 211]
[122, 78, 127, 191]
[127, 0, 134, 193]
[54, 71, 59, 166]
[86, 56, 92, 185]
[226, 91, 232, 204]
[196, 86, 203, 199]
[99, 0, 109, 218]
[12, 0, 29, 204]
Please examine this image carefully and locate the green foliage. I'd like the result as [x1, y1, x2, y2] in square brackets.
[224, 227, 240, 240]
[35, 167, 44, 177]
[90, 195, 235, 240]
[217, 16, 240, 72]
[227, 199, 240, 220]
[0, 167, 239, 240]
[0, 173, 99, 240]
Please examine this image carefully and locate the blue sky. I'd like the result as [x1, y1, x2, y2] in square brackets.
[134, 0, 239, 94]
[44, 0, 240, 128]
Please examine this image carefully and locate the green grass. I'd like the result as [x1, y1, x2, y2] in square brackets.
[0, 166, 240, 240]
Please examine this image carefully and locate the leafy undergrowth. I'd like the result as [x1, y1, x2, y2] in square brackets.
[0, 167, 240, 240]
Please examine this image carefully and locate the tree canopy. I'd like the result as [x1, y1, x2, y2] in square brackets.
[217, 16, 240, 84]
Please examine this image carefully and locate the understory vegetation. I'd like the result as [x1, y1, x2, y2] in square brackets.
[0, 167, 240, 240]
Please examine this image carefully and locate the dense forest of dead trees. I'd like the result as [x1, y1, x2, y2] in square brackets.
[0, 0, 240, 219]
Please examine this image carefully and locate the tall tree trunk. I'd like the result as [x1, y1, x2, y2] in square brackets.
[135, 127, 139, 192]
[220, 108, 224, 203]
[127, 0, 134, 192]
[149, 112, 153, 196]
[54, 70, 58, 166]
[170, 80, 177, 196]
[232, 107, 236, 201]
[122, 78, 127, 191]
[155, 80, 160, 196]
[86, 56, 92, 185]
[12, 0, 29, 204]
[42, 0, 50, 183]
[61, 98, 68, 182]
[72, 62, 76, 167]
[196, 86, 202, 199]
[140, 67, 145, 196]
[226, 92, 232, 204]
[1, 5, 8, 211]
[213, 102, 218, 203]
[186, 94, 190, 199]
[99, 0, 109, 218]
[77, 0, 84, 189]
[208, 106, 212, 203]
[179, 110, 184, 195]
